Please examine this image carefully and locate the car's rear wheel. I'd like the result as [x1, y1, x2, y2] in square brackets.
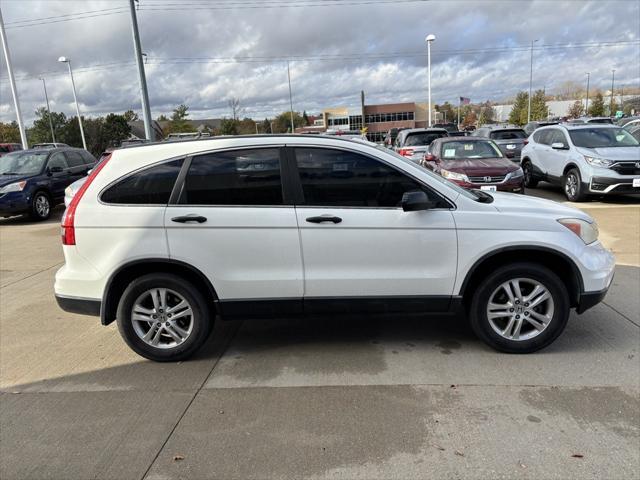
[29, 191, 51, 221]
[116, 273, 212, 361]
[563, 168, 587, 202]
[522, 161, 538, 188]
[469, 262, 569, 353]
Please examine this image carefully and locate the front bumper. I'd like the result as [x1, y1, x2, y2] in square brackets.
[454, 179, 525, 193]
[0, 192, 30, 216]
[589, 176, 640, 194]
[576, 287, 610, 314]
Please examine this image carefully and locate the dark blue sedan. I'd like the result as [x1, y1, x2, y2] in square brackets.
[0, 147, 96, 220]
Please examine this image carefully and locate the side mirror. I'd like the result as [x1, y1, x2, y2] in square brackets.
[402, 190, 434, 212]
[551, 142, 568, 150]
[48, 166, 64, 174]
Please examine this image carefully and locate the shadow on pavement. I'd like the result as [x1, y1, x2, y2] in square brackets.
[0, 205, 65, 226]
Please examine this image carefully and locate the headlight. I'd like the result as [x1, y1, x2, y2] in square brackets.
[507, 168, 524, 179]
[440, 169, 470, 182]
[584, 156, 612, 168]
[0, 180, 27, 194]
[558, 218, 599, 244]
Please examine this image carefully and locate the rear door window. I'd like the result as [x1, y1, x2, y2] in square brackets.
[101, 159, 184, 205]
[180, 148, 284, 206]
[47, 152, 69, 170]
[65, 151, 86, 168]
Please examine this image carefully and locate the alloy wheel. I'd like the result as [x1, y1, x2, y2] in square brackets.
[486, 278, 554, 341]
[35, 194, 50, 218]
[565, 173, 578, 198]
[131, 288, 194, 349]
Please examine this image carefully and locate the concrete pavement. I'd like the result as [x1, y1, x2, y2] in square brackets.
[1, 190, 638, 480]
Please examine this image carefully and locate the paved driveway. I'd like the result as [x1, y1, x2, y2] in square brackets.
[1, 192, 638, 480]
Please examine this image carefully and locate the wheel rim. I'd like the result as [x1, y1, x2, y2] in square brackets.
[565, 174, 578, 198]
[35, 195, 49, 217]
[486, 278, 554, 342]
[524, 164, 531, 183]
[131, 288, 194, 349]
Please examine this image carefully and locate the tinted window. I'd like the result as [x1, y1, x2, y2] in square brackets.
[48, 152, 68, 170]
[569, 128, 639, 148]
[490, 129, 526, 140]
[404, 132, 447, 146]
[65, 151, 86, 168]
[101, 159, 183, 204]
[181, 148, 283, 205]
[80, 150, 97, 165]
[295, 147, 447, 208]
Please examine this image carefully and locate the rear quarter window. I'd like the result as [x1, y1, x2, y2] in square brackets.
[101, 159, 184, 205]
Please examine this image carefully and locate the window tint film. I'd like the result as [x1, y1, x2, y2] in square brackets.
[295, 147, 447, 208]
[101, 159, 183, 204]
[181, 148, 283, 205]
[65, 151, 86, 168]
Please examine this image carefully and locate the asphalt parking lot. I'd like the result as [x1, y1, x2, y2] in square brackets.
[1, 186, 638, 480]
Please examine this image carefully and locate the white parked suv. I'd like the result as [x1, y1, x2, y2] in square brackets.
[54, 135, 615, 361]
[520, 124, 640, 201]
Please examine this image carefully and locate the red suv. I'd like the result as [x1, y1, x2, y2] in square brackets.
[421, 137, 525, 193]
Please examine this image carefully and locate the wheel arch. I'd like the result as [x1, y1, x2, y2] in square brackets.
[563, 163, 580, 176]
[459, 246, 584, 310]
[101, 258, 219, 325]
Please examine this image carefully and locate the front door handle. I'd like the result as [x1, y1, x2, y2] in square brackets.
[171, 215, 207, 224]
[306, 215, 342, 224]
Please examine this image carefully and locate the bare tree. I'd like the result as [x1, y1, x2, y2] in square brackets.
[228, 98, 244, 121]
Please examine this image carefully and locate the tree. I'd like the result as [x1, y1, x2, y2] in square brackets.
[228, 98, 243, 121]
[567, 100, 584, 119]
[102, 113, 132, 148]
[530, 89, 549, 121]
[477, 101, 495, 126]
[27, 107, 67, 144]
[608, 98, 618, 117]
[462, 110, 477, 128]
[588, 91, 606, 117]
[272, 111, 304, 133]
[508, 91, 529, 126]
[165, 104, 192, 134]
[219, 118, 239, 136]
[123, 110, 139, 121]
[0, 121, 21, 142]
[261, 118, 272, 133]
[435, 102, 456, 124]
[302, 110, 310, 126]
[156, 114, 168, 121]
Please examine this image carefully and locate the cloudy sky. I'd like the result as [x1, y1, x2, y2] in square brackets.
[1, 0, 639, 123]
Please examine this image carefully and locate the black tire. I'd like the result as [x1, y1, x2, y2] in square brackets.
[116, 273, 213, 362]
[29, 191, 51, 221]
[469, 262, 570, 353]
[563, 168, 587, 202]
[522, 161, 538, 188]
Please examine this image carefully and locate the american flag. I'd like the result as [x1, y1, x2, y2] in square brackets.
[460, 97, 471, 105]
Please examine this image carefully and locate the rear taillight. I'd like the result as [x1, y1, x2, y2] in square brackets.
[398, 148, 414, 157]
[61, 154, 111, 245]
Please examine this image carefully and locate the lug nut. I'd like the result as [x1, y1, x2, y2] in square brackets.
[165, 322, 170, 326]
[167, 314, 172, 318]
[509, 308, 514, 312]
[524, 312, 529, 316]
[516, 315, 520, 319]
[156, 322, 161, 327]
[152, 314, 157, 319]
[525, 303, 529, 307]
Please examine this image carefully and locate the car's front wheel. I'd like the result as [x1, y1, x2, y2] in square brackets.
[29, 191, 51, 221]
[563, 168, 587, 202]
[469, 262, 569, 353]
[522, 161, 538, 188]
[116, 273, 213, 361]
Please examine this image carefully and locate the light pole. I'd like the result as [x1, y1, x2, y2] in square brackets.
[128, 0, 153, 140]
[527, 39, 538, 123]
[425, 34, 436, 127]
[287, 61, 295, 133]
[58, 57, 87, 150]
[40, 78, 56, 143]
[0, 9, 28, 149]
[610, 69, 616, 116]
[585, 72, 590, 116]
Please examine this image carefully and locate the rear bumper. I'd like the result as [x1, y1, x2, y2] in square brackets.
[576, 287, 609, 314]
[55, 294, 101, 317]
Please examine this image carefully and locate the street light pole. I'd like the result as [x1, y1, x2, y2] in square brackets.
[58, 57, 87, 150]
[129, 0, 153, 140]
[610, 69, 615, 116]
[40, 78, 56, 143]
[425, 34, 436, 127]
[287, 61, 295, 133]
[527, 39, 538, 123]
[0, 9, 28, 149]
[585, 72, 590, 115]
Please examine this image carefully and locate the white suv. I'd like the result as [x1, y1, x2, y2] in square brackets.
[54, 135, 615, 361]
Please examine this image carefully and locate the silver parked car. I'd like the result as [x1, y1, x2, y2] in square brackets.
[520, 124, 640, 201]
[393, 128, 448, 161]
[475, 125, 528, 162]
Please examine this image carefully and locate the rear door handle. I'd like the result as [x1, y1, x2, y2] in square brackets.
[171, 215, 207, 224]
[306, 215, 342, 224]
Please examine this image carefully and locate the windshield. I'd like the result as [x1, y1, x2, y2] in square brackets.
[569, 128, 639, 148]
[404, 132, 447, 146]
[376, 145, 480, 201]
[0, 151, 49, 175]
[442, 140, 503, 159]
[490, 129, 526, 140]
